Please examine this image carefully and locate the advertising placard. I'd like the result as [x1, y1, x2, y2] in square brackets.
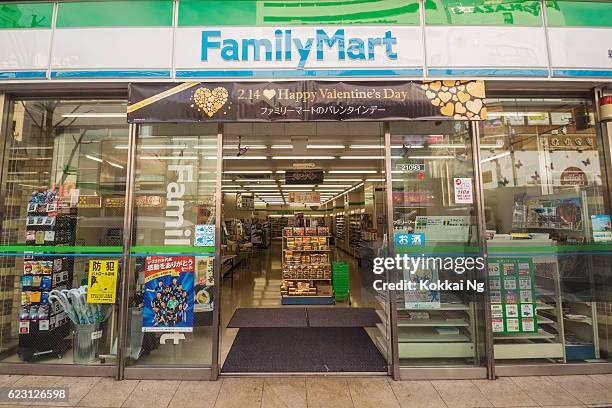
[86, 260, 118, 304]
[454, 177, 473, 204]
[591, 214, 612, 242]
[288, 191, 321, 203]
[143, 256, 195, 332]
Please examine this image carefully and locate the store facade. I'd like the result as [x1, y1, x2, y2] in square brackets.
[0, 0, 611, 380]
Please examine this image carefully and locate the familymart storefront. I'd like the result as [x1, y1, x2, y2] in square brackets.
[0, 0, 611, 381]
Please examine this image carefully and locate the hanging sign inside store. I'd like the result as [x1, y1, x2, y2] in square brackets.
[236, 193, 254, 210]
[142, 256, 195, 333]
[127, 80, 487, 123]
[285, 169, 324, 185]
[453, 177, 473, 204]
[86, 260, 118, 304]
[77, 196, 101, 208]
[104, 197, 125, 208]
[543, 135, 597, 151]
[293, 163, 316, 169]
[288, 191, 321, 204]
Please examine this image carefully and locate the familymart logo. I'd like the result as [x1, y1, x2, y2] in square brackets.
[201, 28, 398, 68]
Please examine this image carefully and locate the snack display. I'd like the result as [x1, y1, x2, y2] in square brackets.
[281, 223, 333, 304]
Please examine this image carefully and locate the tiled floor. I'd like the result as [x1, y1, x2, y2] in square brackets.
[0, 374, 611, 408]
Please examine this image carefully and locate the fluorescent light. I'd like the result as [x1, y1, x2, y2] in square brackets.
[85, 154, 103, 163]
[222, 190, 242, 193]
[140, 156, 198, 160]
[193, 145, 218, 149]
[62, 113, 126, 118]
[275, 170, 286, 174]
[430, 144, 466, 149]
[339, 156, 384, 159]
[315, 189, 344, 192]
[223, 145, 266, 149]
[224, 170, 272, 174]
[280, 184, 316, 188]
[308, 145, 345, 149]
[140, 145, 189, 150]
[407, 155, 454, 160]
[106, 160, 124, 169]
[349, 145, 383, 149]
[233, 178, 276, 182]
[271, 145, 293, 149]
[222, 156, 267, 160]
[245, 185, 277, 188]
[115, 145, 129, 150]
[272, 156, 335, 160]
[249, 189, 281, 192]
[329, 170, 377, 174]
[367, 178, 386, 182]
[282, 189, 312, 192]
[481, 152, 511, 163]
[324, 178, 363, 182]
[317, 184, 352, 187]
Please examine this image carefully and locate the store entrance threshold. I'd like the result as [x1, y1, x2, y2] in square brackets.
[221, 308, 387, 373]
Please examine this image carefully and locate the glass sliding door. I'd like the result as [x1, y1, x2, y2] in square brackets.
[389, 121, 487, 370]
[123, 123, 219, 373]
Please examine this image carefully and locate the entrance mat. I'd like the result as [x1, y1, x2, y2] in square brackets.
[307, 307, 381, 327]
[222, 327, 387, 372]
[227, 308, 307, 328]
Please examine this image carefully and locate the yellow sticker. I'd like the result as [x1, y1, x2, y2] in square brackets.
[87, 260, 118, 304]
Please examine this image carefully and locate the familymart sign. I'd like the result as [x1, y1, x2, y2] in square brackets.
[175, 26, 422, 72]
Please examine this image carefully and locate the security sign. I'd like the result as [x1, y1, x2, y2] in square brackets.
[87, 260, 119, 304]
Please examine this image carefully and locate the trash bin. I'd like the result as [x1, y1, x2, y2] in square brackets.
[73, 323, 101, 364]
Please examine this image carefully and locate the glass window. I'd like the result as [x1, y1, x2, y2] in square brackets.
[424, 0, 543, 26]
[0, 2, 53, 28]
[481, 97, 612, 363]
[125, 123, 218, 367]
[390, 121, 487, 367]
[56, 0, 173, 28]
[178, 0, 420, 26]
[0, 99, 128, 365]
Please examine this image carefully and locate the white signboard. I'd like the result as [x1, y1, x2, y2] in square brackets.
[175, 26, 423, 71]
[454, 177, 473, 204]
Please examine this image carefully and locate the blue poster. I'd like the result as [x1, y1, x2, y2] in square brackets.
[591, 214, 612, 242]
[142, 256, 194, 332]
[194, 224, 215, 247]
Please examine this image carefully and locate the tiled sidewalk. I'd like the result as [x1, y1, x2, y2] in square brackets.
[0, 374, 611, 408]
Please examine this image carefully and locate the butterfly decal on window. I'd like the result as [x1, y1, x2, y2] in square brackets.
[582, 158, 591, 167]
[531, 171, 540, 182]
[515, 159, 523, 169]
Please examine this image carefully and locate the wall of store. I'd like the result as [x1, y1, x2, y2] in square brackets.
[0, 0, 610, 81]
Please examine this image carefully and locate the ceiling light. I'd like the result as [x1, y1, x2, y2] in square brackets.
[106, 160, 124, 169]
[339, 156, 384, 159]
[62, 113, 126, 118]
[429, 144, 466, 149]
[85, 154, 103, 163]
[139, 145, 189, 150]
[140, 156, 198, 160]
[224, 170, 273, 174]
[271, 145, 293, 149]
[367, 178, 386, 182]
[275, 170, 286, 174]
[280, 184, 316, 188]
[193, 145, 218, 149]
[349, 145, 383, 149]
[223, 145, 266, 149]
[221, 190, 242, 193]
[407, 155, 454, 160]
[222, 156, 267, 160]
[324, 178, 363, 182]
[329, 170, 377, 174]
[272, 156, 335, 160]
[481, 152, 511, 163]
[317, 184, 352, 187]
[308, 145, 345, 149]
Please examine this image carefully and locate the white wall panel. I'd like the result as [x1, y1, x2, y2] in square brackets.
[426, 26, 548, 68]
[0, 30, 51, 70]
[175, 26, 423, 70]
[51, 28, 173, 69]
[548, 28, 612, 69]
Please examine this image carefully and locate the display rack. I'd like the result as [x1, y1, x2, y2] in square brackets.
[270, 217, 288, 239]
[334, 214, 345, 245]
[280, 226, 334, 305]
[18, 190, 76, 361]
[395, 297, 476, 360]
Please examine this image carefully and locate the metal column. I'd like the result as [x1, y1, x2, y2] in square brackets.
[211, 124, 223, 379]
[116, 123, 138, 380]
[470, 122, 495, 379]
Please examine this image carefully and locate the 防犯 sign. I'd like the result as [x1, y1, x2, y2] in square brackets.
[87, 260, 118, 304]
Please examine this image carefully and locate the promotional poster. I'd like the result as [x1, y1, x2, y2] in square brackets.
[143, 256, 195, 333]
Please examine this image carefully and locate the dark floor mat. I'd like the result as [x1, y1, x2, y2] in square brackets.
[222, 327, 387, 372]
[227, 308, 307, 328]
[307, 307, 381, 327]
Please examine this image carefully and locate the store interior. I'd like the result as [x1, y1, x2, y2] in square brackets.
[217, 122, 390, 372]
